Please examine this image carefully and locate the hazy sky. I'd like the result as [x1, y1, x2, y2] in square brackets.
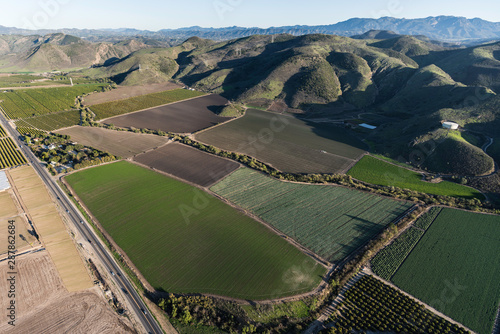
[3, 0, 500, 31]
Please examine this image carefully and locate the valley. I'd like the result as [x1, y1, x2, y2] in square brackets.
[0, 20, 499, 334]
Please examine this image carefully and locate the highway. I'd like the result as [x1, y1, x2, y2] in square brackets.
[0, 112, 163, 334]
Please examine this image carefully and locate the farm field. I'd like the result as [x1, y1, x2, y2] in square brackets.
[15, 109, 81, 131]
[326, 274, 469, 333]
[0, 74, 56, 88]
[371, 207, 442, 280]
[83, 82, 181, 105]
[16, 126, 46, 137]
[0, 84, 108, 119]
[65, 161, 325, 300]
[0, 191, 37, 254]
[0, 251, 134, 333]
[9, 166, 92, 291]
[133, 142, 240, 187]
[347, 155, 483, 199]
[91, 88, 206, 120]
[211, 168, 413, 263]
[196, 109, 367, 174]
[0, 137, 27, 169]
[390, 208, 500, 333]
[0, 124, 6, 137]
[56, 126, 170, 159]
[104, 94, 232, 133]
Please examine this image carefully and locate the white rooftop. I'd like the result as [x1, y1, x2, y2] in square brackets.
[359, 123, 377, 130]
[0, 171, 10, 191]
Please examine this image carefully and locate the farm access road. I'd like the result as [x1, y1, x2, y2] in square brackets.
[0, 111, 168, 334]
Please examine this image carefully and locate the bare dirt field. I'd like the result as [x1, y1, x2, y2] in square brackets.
[105, 94, 232, 133]
[0, 216, 37, 254]
[84, 82, 181, 105]
[0, 191, 37, 254]
[56, 126, 170, 159]
[0, 191, 17, 218]
[8, 166, 92, 291]
[0, 251, 134, 333]
[134, 142, 240, 187]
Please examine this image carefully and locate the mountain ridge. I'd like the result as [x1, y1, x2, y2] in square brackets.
[2, 16, 500, 43]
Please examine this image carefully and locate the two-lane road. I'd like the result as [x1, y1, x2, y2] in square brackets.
[0, 112, 163, 334]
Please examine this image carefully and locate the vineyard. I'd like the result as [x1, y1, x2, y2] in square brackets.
[90, 88, 205, 119]
[0, 124, 6, 137]
[0, 84, 108, 119]
[324, 275, 469, 333]
[0, 137, 27, 169]
[15, 110, 81, 131]
[16, 126, 46, 137]
[371, 207, 442, 280]
[211, 168, 413, 263]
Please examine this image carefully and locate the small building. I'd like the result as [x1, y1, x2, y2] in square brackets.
[443, 121, 459, 130]
[47, 144, 56, 150]
[0, 171, 11, 191]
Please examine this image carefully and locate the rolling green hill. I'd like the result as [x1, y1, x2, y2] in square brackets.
[0, 33, 150, 72]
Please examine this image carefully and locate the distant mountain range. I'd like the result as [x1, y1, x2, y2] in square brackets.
[1, 16, 500, 42]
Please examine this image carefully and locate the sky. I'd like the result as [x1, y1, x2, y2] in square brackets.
[3, 0, 500, 31]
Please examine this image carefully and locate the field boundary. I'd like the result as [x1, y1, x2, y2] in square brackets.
[97, 93, 209, 123]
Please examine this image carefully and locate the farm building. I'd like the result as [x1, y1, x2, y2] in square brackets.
[0, 171, 10, 191]
[359, 123, 377, 130]
[442, 121, 459, 130]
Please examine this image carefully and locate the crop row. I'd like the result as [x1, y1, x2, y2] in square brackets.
[326, 275, 469, 334]
[414, 206, 442, 230]
[16, 126, 46, 137]
[0, 124, 6, 137]
[0, 84, 108, 119]
[371, 227, 424, 280]
[90, 88, 205, 119]
[15, 110, 81, 131]
[0, 137, 27, 169]
[211, 168, 413, 263]
[370, 207, 443, 280]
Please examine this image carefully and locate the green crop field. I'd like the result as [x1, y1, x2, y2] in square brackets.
[347, 155, 483, 199]
[196, 109, 367, 174]
[0, 137, 27, 169]
[390, 208, 500, 333]
[371, 207, 442, 280]
[90, 88, 206, 120]
[0, 84, 108, 119]
[65, 161, 325, 300]
[211, 168, 413, 263]
[15, 110, 81, 131]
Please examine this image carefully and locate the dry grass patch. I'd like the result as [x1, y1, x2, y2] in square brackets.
[0, 191, 17, 218]
[8, 166, 92, 292]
